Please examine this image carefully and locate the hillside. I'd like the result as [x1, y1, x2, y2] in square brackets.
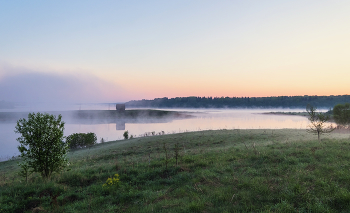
[1, 129, 350, 212]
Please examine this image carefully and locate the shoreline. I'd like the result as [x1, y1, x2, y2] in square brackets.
[261, 111, 309, 116]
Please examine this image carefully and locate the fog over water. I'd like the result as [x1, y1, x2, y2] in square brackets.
[0, 103, 311, 161]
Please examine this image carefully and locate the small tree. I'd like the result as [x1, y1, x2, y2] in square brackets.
[18, 162, 32, 183]
[174, 143, 180, 166]
[15, 112, 69, 179]
[123, 131, 129, 140]
[163, 143, 169, 169]
[306, 104, 334, 141]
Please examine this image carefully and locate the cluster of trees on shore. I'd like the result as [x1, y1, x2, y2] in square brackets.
[126, 95, 350, 108]
[333, 103, 350, 127]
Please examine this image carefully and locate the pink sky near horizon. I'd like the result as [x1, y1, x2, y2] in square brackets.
[0, 1, 349, 103]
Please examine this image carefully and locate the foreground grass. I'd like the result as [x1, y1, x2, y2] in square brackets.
[1, 129, 350, 212]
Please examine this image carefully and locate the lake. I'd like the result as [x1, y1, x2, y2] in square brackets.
[0, 104, 311, 160]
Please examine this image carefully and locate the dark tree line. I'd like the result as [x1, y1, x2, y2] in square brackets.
[333, 103, 350, 127]
[126, 95, 350, 109]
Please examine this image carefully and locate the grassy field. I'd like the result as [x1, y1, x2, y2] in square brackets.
[1, 129, 350, 212]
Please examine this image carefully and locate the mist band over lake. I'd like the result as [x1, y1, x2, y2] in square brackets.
[0, 103, 313, 160]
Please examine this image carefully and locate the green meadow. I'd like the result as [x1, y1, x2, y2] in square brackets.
[1, 129, 350, 212]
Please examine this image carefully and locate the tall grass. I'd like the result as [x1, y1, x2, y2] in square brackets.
[1, 129, 350, 212]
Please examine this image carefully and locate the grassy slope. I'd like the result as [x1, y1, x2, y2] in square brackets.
[1, 129, 350, 212]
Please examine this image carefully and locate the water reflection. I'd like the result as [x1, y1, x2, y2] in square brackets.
[0, 108, 311, 159]
[116, 120, 125, 130]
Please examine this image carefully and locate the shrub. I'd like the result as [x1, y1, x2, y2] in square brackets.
[15, 112, 69, 179]
[333, 103, 350, 127]
[66, 132, 97, 149]
[123, 131, 129, 140]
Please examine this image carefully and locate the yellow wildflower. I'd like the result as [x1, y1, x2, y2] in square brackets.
[103, 174, 120, 188]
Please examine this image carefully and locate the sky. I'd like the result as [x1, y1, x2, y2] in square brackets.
[0, 0, 349, 104]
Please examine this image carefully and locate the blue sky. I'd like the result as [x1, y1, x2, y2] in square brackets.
[1, 1, 350, 103]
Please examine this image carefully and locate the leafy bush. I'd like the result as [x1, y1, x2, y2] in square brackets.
[123, 131, 129, 140]
[66, 132, 97, 149]
[333, 103, 350, 127]
[15, 112, 69, 179]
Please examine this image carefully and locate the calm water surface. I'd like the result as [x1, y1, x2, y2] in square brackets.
[0, 104, 310, 160]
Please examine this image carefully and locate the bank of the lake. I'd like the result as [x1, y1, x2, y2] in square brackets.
[0, 109, 194, 159]
[0, 109, 312, 159]
[262, 110, 336, 123]
[1, 129, 350, 212]
[262, 111, 309, 117]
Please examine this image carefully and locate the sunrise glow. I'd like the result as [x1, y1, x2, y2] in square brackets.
[1, 1, 349, 103]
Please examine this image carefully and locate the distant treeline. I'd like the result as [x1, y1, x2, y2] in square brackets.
[125, 95, 350, 109]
